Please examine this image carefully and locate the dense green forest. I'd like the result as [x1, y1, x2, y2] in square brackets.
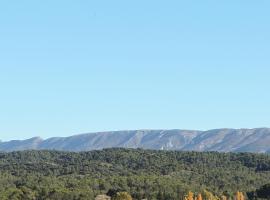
[0, 148, 270, 200]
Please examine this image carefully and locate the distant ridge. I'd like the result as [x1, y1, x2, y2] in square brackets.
[1, 128, 270, 153]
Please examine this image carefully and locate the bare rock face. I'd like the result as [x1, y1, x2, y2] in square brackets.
[1, 128, 270, 153]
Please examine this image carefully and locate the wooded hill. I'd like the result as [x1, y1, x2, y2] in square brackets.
[0, 148, 270, 199]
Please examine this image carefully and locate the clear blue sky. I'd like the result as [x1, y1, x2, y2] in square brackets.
[0, 1, 269, 141]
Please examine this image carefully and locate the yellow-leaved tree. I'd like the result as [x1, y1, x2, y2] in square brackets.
[235, 191, 245, 200]
[221, 195, 227, 200]
[112, 192, 132, 200]
[197, 193, 203, 200]
[188, 191, 194, 200]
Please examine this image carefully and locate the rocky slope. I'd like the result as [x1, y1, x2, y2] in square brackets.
[1, 128, 270, 152]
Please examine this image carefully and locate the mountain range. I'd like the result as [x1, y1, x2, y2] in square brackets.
[1, 128, 270, 152]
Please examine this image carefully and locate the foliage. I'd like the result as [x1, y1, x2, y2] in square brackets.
[236, 191, 245, 200]
[0, 148, 270, 199]
[247, 184, 270, 200]
[112, 192, 132, 200]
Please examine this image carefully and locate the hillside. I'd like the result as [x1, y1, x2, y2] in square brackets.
[1, 128, 270, 152]
[0, 148, 270, 199]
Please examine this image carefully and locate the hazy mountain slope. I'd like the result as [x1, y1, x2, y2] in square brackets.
[38, 130, 201, 151]
[0, 128, 270, 152]
[0, 137, 42, 151]
[182, 128, 270, 153]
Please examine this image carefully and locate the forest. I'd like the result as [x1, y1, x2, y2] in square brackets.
[0, 148, 270, 200]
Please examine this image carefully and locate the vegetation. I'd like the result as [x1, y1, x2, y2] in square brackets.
[112, 192, 132, 200]
[0, 148, 270, 199]
[247, 183, 270, 199]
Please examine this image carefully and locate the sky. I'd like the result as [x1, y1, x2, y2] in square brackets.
[0, 1, 269, 141]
